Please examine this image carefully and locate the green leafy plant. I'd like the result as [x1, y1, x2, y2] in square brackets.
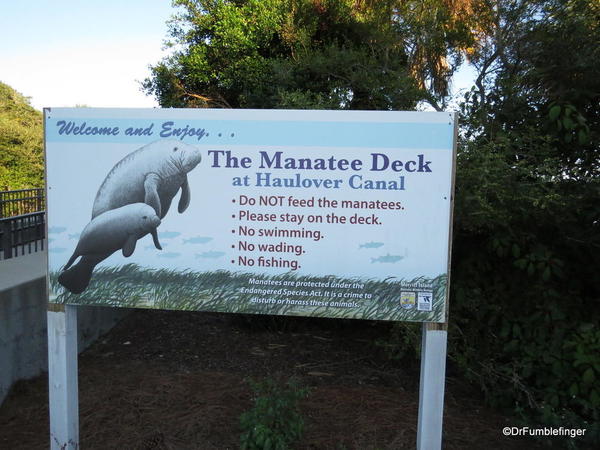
[0, 82, 44, 190]
[240, 378, 309, 450]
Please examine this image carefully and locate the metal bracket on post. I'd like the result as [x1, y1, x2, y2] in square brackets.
[417, 322, 448, 450]
[47, 303, 79, 450]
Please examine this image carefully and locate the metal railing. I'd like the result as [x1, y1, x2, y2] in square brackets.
[0, 188, 45, 218]
[0, 212, 46, 259]
[0, 189, 46, 259]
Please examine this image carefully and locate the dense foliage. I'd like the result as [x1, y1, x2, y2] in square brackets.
[144, 0, 599, 446]
[0, 82, 44, 190]
[143, 0, 491, 111]
[451, 0, 599, 444]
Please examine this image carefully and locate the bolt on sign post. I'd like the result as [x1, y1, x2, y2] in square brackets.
[45, 108, 456, 449]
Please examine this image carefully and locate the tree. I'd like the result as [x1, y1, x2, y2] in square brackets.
[144, 0, 416, 110]
[143, 0, 493, 111]
[463, 0, 599, 177]
[451, 0, 600, 441]
[0, 82, 44, 190]
[394, 0, 495, 109]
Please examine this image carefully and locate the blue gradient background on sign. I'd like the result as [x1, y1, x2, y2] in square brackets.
[45, 118, 453, 149]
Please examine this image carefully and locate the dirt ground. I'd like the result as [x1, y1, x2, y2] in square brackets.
[0, 309, 544, 449]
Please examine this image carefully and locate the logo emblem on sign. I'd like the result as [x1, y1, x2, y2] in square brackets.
[417, 291, 433, 311]
[400, 291, 416, 309]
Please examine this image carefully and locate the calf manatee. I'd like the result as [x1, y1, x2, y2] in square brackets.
[58, 203, 161, 294]
[92, 139, 202, 219]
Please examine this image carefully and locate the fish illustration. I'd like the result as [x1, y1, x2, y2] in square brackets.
[183, 236, 213, 244]
[195, 251, 225, 259]
[371, 253, 404, 263]
[48, 226, 67, 234]
[68, 233, 80, 240]
[359, 242, 384, 249]
[157, 252, 181, 258]
[158, 231, 181, 239]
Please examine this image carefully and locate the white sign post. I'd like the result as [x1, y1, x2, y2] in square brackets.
[417, 323, 448, 449]
[45, 108, 456, 449]
[47, 304, 79, 449]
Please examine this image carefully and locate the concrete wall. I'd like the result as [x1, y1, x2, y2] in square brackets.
[0, 250, 128, 405]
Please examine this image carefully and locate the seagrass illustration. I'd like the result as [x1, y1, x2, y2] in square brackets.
[50, 265, 446, 322]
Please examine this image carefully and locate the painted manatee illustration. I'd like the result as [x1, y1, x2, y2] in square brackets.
[58, 139, 202, 294]
[92, 139, 202, 219]
[58, 203, 161, 294]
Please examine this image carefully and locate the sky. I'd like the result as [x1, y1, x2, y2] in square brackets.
[0, 1, 476, 112]
[0, 0, 176, 110]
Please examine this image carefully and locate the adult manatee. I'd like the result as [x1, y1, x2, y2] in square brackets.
[92, 139, 202, 220]
[58, 203, 161, 294]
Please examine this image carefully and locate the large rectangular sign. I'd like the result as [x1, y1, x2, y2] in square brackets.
[45, 108, 456, 322]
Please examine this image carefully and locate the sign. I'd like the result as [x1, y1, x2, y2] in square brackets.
[45, 108, 456, 322]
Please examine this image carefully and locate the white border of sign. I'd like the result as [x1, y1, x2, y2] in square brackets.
[45, 107, 454, 322]
[45, 109, 457, 449]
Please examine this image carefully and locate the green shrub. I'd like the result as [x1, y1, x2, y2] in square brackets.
[447, 206, 600, 449]
[240, 378, 309, 450]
